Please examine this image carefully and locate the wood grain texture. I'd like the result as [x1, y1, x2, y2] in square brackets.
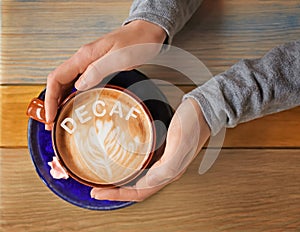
[174, 0, 300, 76]
[1, 0, 131, 83]
[1, 1, 300, 230]
[1, 148, 299, 231]
[0, 85, 44, 147]
[1, 0, 300, 84]
[1, 85, 300, 148]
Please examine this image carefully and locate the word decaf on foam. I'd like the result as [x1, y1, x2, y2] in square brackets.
[60, 99, 142, 135]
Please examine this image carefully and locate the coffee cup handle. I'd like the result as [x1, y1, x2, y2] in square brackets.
[26, 98, 47, 124]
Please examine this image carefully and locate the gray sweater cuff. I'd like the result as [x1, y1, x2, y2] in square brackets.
[124, 12, 175, 44]
[183, 79, 227, 136]
[184, 40, 300, 136]
[123, 0, 203, 44]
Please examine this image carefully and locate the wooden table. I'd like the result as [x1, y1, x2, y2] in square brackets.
[1, 0, 300, 231]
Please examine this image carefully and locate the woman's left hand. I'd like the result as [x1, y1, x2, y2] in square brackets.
[91, 98, 211, 201]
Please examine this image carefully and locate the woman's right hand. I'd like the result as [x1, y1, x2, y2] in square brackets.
[44, 20, 166, 130]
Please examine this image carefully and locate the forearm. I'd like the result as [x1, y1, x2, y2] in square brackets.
[124, 0, 203, 44]
[185, 40, 300, 135]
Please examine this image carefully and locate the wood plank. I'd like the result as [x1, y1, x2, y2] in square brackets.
[1, 0, 300, 84]
[1, 85, 300, 148]
[224, 109, 300, 148]
[174, 0, 300, 76]
[1, 148, 299, 231]
[0, 85, 44, 147]
[1, 0, 131, 83]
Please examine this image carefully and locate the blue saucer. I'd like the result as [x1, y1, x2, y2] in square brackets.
[27, 89, 135, 210]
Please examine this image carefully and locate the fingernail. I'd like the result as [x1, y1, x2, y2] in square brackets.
[90, 189, 95, 198]
[90, 189, 102, 200]
[45, 122, 53, 131]
[45, 111, 50, 124]
[76, 78, 88, 90]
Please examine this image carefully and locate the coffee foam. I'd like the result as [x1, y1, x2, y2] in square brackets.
[54, 87, 154, 185]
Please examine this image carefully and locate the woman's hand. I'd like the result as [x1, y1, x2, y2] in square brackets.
[91, 98, 211, 202]
[44, 20, 166, 130]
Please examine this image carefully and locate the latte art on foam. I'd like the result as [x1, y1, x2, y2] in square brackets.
[54, 87, 154, 186]
[73, 120, 143, 183]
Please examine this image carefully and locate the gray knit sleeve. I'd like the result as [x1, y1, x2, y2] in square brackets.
[184, 40, 300, 136]
[123, 0, 203, 44]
